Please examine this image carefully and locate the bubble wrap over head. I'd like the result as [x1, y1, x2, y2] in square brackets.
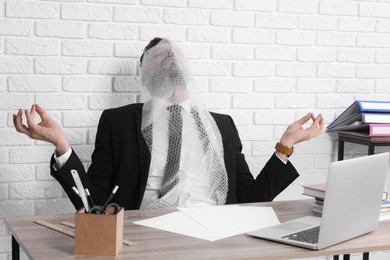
[140, 38, 228, 208]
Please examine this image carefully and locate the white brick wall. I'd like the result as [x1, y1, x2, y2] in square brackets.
[1, 1, 390, 259]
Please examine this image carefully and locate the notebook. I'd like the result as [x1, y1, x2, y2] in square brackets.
[247, 152, 389, 250]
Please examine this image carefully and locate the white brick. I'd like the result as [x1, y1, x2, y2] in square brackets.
[255, 46, 295, 61]
[255, 13, 297, 29]
[237, 125, 273, 141]
[233, 94, 274, 108]
[89, 23, 136, 40]
[376, 19, 390, 33]
[253, 141, 276, 156]
[318, 64, 354, 78]
[114, 42, 145, 58]
[337, 49, 374, 63]
[317, 32, 355, 47]
[376, 80, 390, 93]
[233, 62, 274, 77]
[319, 1, 358, 16]
[35, 198, 75, 214]
[278, 0, 317, 14]
[356, 65, 390, 79]
[10, 181, 61, 199]
[233, 28, 274, 44]
[211, 11, 253, 27]
[62, 4, 111, 21]
[63, 76, 112, 92]
[0, 19, 31, 36]
[63, 111, 101, 127]
[210, 77, 252, 93]
[5, 38, 59, 56]
[202, 93, 231, 109]
[0, 94, 34, 109]
[256, 108, 295, 125]
[0, 147, 7, 163]
[276, 31, 316, 46]
[358, 34, 390, 47]
[188, 27, 230, 43]
[216, 109, 253, 125]
[1, 129, 41, 146]
[212, 45, 253, 60]
[336, 79, 373, 93]
[0, 184, 7, 201]
[338, 17, 375, 32]
[6, 1, 58, 19]
[254, 78, 295, 93]
[275, 94, 315, 108]
[354, 94, 390, 102]
[298, 15, 337, 31]
[0, 165, 35, 182]
[235, 0, 276, 12]
[0, 57, 32, 74]
[297, 48, 336, 62]
[113, 76, 142, 92]
[9, 146, 54, 164]
[8, 76, 60, 92]
[296, 79, 335, 93]
[276, 63, 316, 78]
[189, 61, 230, 76]
[360, 3, 390, 18]
[35, 58, 85, 74]
[88, 94, 137, 109]
[63, 40, 112, 57]
[139, 25, 186, 42]
[87, 128, 97, 144]
[164, 9, 209, 26]
[36, 21, 86, 39]
[317, 95, 353, 109]
[88, 59, 137, 75]
[141, 0, 186, 7]
[0, 201, 34, 217]
[34, 163, 53, 181]
[0, 77, 5, 92]
[180, 43, 210, 59]
[72, 145, 94, 162]
[0, 112, 6, 128]
[189, 0, 233, 9]
[114, 6, 162, 23]
[35, 94, 86, 109]
[62, 128, 86, 145]
[89, 0, 136, 4]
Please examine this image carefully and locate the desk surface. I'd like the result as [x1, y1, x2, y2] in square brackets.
[5, 199, 390, 260]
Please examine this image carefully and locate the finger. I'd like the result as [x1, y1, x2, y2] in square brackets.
[35, 104, 50, 120]
[296, 112, 312, 125]
[13, 109, 31, 137]
[25, 107, 39, 133]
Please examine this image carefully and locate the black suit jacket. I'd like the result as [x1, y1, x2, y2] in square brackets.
[51, 103, 299, 210]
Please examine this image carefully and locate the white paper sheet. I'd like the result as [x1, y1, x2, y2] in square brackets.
[134, 205, 280, 241]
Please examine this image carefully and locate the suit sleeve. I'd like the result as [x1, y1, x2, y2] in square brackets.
[50, 110, 114, 209]
[229, 116, 300, 203]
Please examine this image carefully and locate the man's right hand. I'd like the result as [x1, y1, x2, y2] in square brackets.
[13, 104, 70, 156]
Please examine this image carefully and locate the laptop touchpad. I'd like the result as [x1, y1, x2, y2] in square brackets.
[275, 222, 314, 232]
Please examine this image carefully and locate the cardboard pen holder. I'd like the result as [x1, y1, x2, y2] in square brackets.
[74, 207, 124, 256]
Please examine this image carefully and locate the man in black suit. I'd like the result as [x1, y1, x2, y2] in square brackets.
[13, 38, 324, 210]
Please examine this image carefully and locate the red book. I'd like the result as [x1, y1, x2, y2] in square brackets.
[302, 183, 326, 199]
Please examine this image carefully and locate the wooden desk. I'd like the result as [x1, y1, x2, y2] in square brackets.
[337, 131, 390, 160]
[5, 200, 390, 260]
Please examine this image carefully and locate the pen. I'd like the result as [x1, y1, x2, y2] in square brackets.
[102, 185, 119, 213]
[72, 186, 80, 196]
[85, 188, 95, 208]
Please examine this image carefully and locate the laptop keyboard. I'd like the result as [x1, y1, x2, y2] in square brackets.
[282, 226, 320, 244]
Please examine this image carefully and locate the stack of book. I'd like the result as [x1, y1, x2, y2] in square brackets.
[326, 100, 390, 136]
[302, 184, 390, 215]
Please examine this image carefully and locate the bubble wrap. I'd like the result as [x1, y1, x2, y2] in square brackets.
[139, 38, 228, 208]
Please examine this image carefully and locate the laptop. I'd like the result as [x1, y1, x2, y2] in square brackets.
[247, 152, 389, 250]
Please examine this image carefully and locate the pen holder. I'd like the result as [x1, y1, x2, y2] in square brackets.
[74, 207, 124, 256]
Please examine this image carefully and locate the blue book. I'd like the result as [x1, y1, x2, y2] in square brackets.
[327, 100, 390, 131]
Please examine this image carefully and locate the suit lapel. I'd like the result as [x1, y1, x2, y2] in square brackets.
[135, 105, 151, 205]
